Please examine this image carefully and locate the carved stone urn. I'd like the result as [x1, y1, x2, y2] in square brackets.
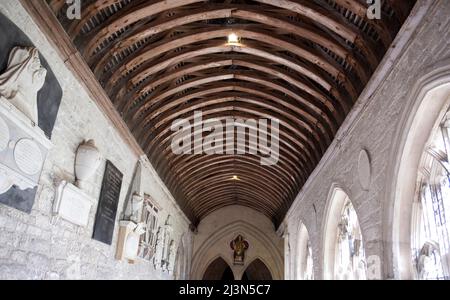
[74, 140, 102, 188]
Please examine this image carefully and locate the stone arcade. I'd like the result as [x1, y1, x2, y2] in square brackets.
[0, 0, 449, 281]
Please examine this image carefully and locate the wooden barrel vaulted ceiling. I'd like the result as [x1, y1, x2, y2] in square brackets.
[47, 0, 416, 226]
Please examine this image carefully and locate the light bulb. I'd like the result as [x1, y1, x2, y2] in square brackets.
[228, 33, 240, 44]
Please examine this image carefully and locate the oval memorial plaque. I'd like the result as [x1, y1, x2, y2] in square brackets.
[14, 138, 43, 175]
[358, 149, 371, 191]
[0, 116, 10, 151]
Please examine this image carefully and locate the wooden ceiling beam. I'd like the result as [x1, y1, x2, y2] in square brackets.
[43, 0, 415, 225]
[145, 102, 321, 166]
[129, 72, 335, 142]
[163, 155, 301, 200]
[175, 163, 298, 199]
[101, 27, 354, 93]
[84, 5, 356, 65]
[116, 54, 347, 122]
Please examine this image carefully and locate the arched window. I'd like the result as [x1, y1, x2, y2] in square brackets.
[334, 199, 366, 280]
[203, 257, 234, 280]
[391, 74, 450, 279]
[296, 223, 314, 280]
[412, 112, 450, 280]
[242, 259, 273, 280]
[305, 241, 314, 280]
[324, 188, 366, 279]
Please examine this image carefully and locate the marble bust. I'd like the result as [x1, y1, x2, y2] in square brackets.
[0, 47, 47, 124]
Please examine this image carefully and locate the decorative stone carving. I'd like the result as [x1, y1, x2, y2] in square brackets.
[124, 193, 144, 223]
[167, 239, 175, 272]
[159, 215, 174, 271]
[53, 181, 94, 227]
[116, 221, 146, 263]
[230, 235, 249, 265]
[357, 149, 371, 191]
[52, 140, 100, 226]
[74, 140, 102, 189]
[0, 47, 47, 125]
[0, 46, 52, 213]
[153, 226, 163, 269]
[0, 93, 52, 209]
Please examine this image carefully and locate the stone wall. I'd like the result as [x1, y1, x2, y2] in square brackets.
[0, 0, 191, 280]
[283, 0, 450, 280]
[191, 206, 284, 280]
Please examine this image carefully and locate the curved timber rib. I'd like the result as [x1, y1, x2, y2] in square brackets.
[47, 0, 416, 226]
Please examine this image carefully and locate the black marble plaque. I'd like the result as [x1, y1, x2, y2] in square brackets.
[92, 161, 123, 245]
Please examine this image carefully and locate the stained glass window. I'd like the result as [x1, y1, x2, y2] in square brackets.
[412, 116, 450, 280]
[334, 199, 367, 280]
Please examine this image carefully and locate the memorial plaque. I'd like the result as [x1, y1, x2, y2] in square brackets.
[53, 181, 94, 227]
[14, 138, 43, 175]
[92, 160, 123, 245]
[0, 116, 9, 151]
[0, 12, 61, 214]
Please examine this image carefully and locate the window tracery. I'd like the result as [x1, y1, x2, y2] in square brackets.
[334, 199, 366, 280]
[412, 113, 450, 280]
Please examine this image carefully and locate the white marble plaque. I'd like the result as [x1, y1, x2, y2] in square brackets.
[14, 138, 43, 175]
[53, 181, 93, 227]
[358, 149, 371, 191]
[0, 117, 9, 151]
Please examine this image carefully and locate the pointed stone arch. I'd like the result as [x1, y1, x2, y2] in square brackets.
[191, 211, 283, 280]
[322, 185, 366, 279]
[242, 258, 273, 281]
[387, 60, 450, 279]
[295, 221, 313, 280]
[202, 256, 235, 280]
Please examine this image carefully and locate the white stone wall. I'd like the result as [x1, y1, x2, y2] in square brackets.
[191, 206, 284, 280]
[0, 0, 191, 280]
[283, 0, 450, 280]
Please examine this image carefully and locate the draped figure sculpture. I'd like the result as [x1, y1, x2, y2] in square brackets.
[0, 47, 47, 124]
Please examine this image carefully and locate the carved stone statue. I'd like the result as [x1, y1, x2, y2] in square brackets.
[230, 235, 249, 265]
[164, 215, 173, 264]
[0, 47, 47, 124]
[123, 222, 146, 261]
[124, 193, 144, 223]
